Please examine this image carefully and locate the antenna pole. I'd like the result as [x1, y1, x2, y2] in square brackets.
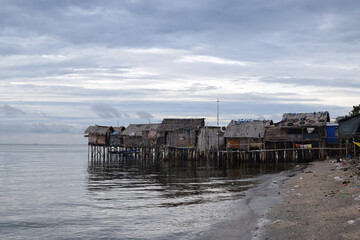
[217, 98, 220, 126]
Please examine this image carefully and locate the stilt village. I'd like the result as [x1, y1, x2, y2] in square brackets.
[85, 111, 360, 163]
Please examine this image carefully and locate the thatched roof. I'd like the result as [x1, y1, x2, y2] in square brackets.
[277, 112, 330, 128]
[121, 123, 161, 137]
[84, 125, 114, 135]
[159, 118, 205, 132]
[224, 120, 273, 139]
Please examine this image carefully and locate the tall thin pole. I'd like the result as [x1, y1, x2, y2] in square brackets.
[217, 98, 220, 126]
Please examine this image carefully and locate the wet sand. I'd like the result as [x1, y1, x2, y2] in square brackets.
[262, 158, 360, 240]
[199, 166, 306, 240]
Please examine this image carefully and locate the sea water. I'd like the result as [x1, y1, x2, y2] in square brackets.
[0, 144, 296, 239]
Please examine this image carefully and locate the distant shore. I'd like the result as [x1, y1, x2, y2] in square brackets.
[261, 158, 360, 240]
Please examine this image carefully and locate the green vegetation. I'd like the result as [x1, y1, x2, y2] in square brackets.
[349, 104, 360, 116]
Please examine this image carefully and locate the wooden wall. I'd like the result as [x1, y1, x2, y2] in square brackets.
[165, 130, 197, 147]
[197, 127, 225, 152]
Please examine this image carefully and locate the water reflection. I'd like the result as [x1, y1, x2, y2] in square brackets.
[87, 156, 294, 208]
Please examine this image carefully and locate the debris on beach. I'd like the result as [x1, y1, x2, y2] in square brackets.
[265, 159, 360, 239]
[334, 176, 344, 181]
[272, 220, 282, 224]
[348, 220, 355, 225]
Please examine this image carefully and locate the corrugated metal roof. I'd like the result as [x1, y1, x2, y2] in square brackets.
[121, 123, 161, 137]
[84, 125, 114, 135]
[159, 118, 205, 132]
[277, 111, 330, 128]
[224, 120, 272, 138]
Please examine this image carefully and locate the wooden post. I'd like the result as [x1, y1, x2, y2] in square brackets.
[263, 142, 267, 161]
[91, 145, 93, 160]
[345, 140, 348, 157]
[353, 137, 356, 157]
[103, 146, 105, 161]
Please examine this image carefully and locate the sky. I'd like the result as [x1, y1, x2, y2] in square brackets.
[1, 0, 360, 144]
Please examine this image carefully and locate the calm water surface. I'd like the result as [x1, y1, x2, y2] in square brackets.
[0, 145, 295, 239]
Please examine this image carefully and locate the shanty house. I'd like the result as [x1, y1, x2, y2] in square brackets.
[338, 114, 360, 139]
[159, 118, 205, 148]
[197, 126, 225, 152]
[275, 112, 330, 148]
[110, 126, 126, 147]
[224, 120, 273, 150]
[84, 125, 114, 146]
[121, 123, 161, 147]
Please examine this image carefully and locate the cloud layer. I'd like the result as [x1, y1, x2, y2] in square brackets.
[0, 0, 359, 143]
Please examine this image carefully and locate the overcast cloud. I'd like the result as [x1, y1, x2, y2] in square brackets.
[0, 104, 27, 116]
[1, 0, 360, 143]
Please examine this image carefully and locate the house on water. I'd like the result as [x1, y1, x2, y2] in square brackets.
[110, 126, 126, 147]
[224, 120, 273, 150]
[197, 126, 225, 152]
[158, 118, 205, 148]
[274, 112, 330, 149]
[84, 125, 114, 146]
[120, 123, 161, 148]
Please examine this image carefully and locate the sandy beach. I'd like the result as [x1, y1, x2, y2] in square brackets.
[262, 158, 360, 240]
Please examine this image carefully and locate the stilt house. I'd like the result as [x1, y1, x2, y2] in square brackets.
[270, 112, 330, 149]
[224, 120, 273, 150]
[84, 125, 114, 146]
[197, 126, 225, 152]
[120, 123, 161, 147]
[110, 126, 126, 147]
[158, 118, 205, 148]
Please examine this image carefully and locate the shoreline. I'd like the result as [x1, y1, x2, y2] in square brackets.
[261, 158, 360, 240]
[197, 164, 307, 240]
